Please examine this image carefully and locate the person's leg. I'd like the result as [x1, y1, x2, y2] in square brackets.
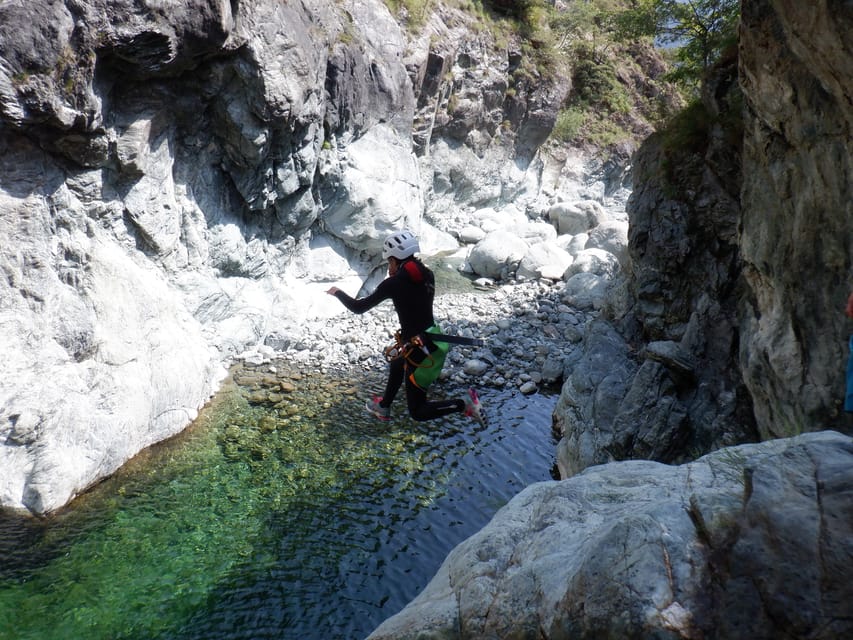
[401, 348, 465, 421]
[401, 348, 486, 424]
[379, 357, 405, 409]
[405, 376, 465, 421]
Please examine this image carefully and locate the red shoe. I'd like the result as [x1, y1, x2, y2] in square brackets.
[365, 396, 391, 421]
[464, 388, 486, 426]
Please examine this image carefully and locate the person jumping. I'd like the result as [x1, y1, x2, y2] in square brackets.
[326, 229, 485, 425]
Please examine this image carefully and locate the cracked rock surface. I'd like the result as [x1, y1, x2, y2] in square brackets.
[368, 431, 853, 639]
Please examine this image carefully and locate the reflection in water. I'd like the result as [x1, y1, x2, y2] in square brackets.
[0, 365, 557, 640]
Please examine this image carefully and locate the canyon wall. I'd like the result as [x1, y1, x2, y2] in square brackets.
[0, 0, 581, 514]
[553, 0, 852, 478]
[372, 4, 853, 636]
[738, 0, 853, 437]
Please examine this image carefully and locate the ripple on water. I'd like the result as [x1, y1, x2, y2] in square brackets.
[0, 365, 558, 640]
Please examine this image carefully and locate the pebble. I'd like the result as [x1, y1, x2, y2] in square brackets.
[520, 381, 538, 395]
[463, 359, 490, 376]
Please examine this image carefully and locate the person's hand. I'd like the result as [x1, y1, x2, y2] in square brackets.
[846, 291, 853, 319]
[326, 286, 340, 296]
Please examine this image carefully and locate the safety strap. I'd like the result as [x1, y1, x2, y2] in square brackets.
[383, 330, 485, 362]
[422, 332, 485, 347]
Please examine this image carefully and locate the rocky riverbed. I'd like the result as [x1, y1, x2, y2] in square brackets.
[232, 274, 600, 409]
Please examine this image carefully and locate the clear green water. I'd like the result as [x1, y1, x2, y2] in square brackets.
[0, 365, 557, 640]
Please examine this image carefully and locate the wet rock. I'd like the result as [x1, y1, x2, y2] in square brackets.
[540, 356, 564, 384]
[519, 381, 537, 395]
[463, 359, 489, 376]
[247, 391, 269, 405]
[259, 416, 277, 432]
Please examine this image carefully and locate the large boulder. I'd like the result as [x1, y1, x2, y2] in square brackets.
[564, 248, 621, 280]
[467, 230, 529, 280]
[562, 272, 610, 311]
[368, 431, 853, 640]
[517, 241, 573, 281]
[548, 199, 608, 235]
[586, 220, 629, 266]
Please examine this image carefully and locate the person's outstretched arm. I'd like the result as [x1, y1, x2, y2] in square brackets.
[326, 278, 396, 314]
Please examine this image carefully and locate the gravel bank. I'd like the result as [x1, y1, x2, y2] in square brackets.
[236, 277, 598, 398]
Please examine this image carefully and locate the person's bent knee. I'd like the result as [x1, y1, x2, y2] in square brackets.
[409, 406, 432, 422]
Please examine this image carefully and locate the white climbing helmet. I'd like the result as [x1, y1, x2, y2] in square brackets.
[382, 230, 420, 260]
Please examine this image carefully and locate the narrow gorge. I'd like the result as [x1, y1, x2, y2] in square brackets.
[1, 0, 851, 638]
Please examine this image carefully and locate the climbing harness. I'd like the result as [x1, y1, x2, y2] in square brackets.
[383, 326, 485, 390]
[383, 330, 484, 364]
[383, 331, 433, 365]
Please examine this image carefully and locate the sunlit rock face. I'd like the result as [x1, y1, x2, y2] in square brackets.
[0, 0, 577, 514]
[368, 431, 853, 640]
[0, 0, 416, 514]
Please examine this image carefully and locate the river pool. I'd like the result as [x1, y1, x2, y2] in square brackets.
[0, 366, 558, 640]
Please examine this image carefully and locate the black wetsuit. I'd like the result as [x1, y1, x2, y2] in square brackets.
[333, 258, 465, 421]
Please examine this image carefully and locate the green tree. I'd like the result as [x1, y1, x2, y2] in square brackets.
[655, 0, 739, 87]
[550, 0, 738, 89]
[550, 0, 629, 61]
[610, 0, 660, 41]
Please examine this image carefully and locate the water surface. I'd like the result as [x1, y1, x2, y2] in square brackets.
[0, 366, 557, 640]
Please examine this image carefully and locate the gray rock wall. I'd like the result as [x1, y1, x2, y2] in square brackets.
[0, 0, 352, 514]
[738, 0, 853, 437]
[553, 0, 853, 477]
[554, 52, 760, 477]
[0, 0, 574, 514]
[378, 1, 853, 636]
